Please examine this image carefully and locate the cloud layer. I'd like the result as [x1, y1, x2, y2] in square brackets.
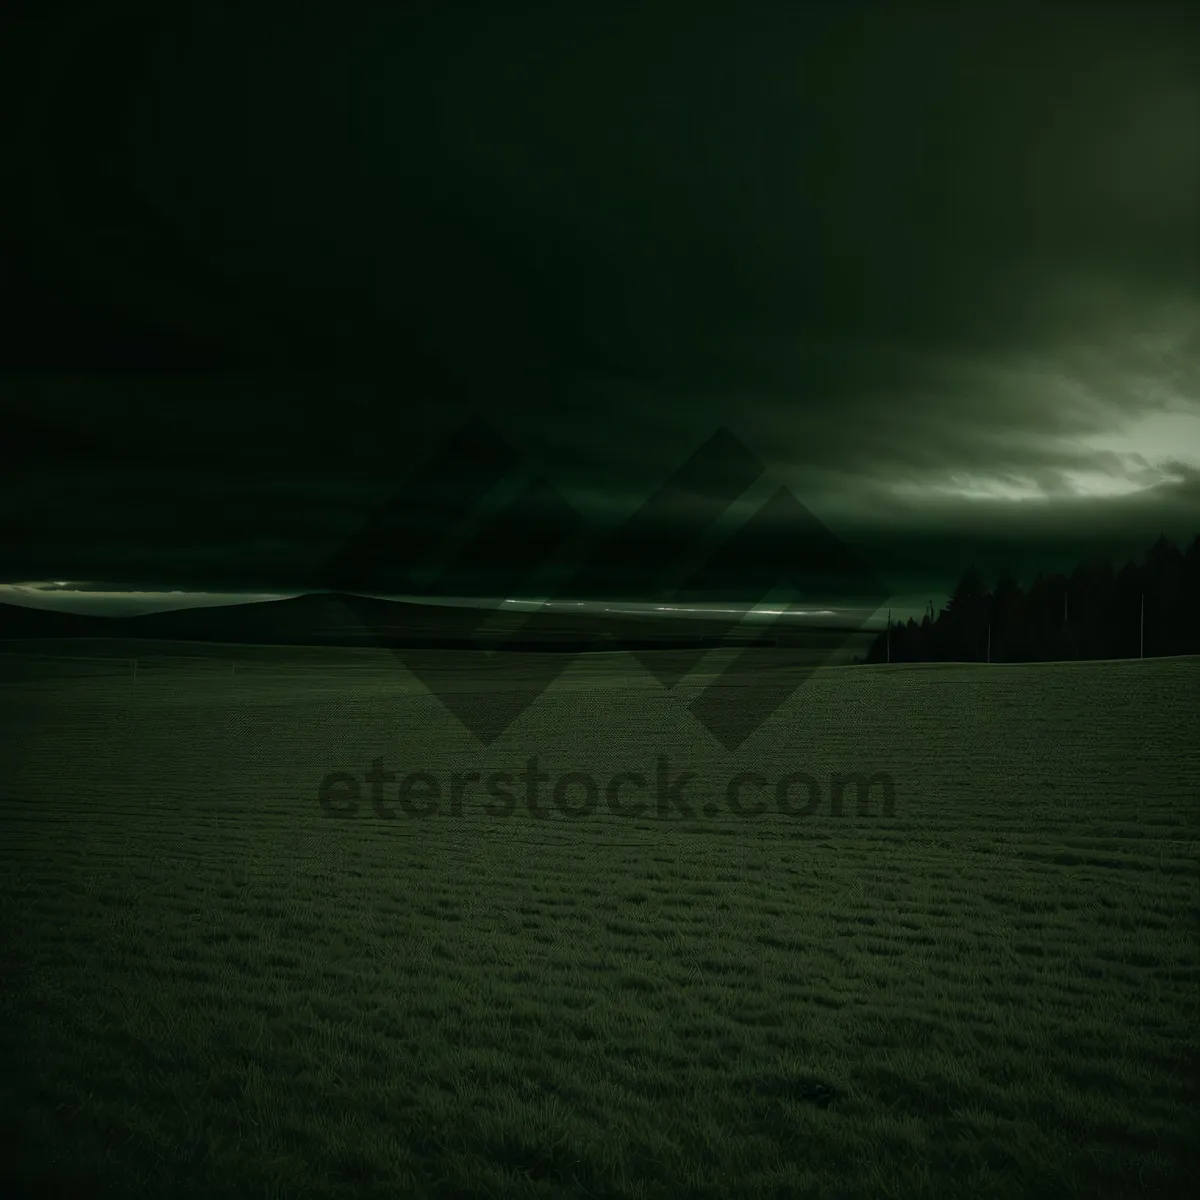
[1, 1, 1197, 605]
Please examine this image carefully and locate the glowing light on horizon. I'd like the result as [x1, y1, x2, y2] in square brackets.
[500, 598, 840, 618]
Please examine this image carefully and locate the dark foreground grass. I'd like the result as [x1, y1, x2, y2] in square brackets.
[0, 645, 1197, 1198]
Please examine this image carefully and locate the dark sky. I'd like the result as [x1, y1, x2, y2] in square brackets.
[2, 0, 1197, 616]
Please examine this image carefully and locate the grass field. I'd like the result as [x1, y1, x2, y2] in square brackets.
[0, 642, 1197, 1198]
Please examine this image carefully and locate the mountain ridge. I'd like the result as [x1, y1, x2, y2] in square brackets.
[0, 593, 869, 651]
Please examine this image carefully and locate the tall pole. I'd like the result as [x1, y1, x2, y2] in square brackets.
[886, 609, 891, 664]
[1140, 593, 1144, 659]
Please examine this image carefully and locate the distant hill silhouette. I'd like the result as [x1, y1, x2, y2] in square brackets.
[0, 603, 110, 639]
[0, 592, 828, 653]
[859, 532, 1200, 664]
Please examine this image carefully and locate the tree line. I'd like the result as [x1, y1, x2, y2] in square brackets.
[859, 533, 1200, 665]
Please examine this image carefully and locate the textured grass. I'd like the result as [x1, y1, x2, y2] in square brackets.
[0, 645, 1197, 1198]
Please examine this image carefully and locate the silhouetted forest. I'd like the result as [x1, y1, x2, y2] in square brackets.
[859, 533, 1200, 664]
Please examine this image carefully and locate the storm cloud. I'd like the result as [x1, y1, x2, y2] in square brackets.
[1, 1, 1197, 612]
